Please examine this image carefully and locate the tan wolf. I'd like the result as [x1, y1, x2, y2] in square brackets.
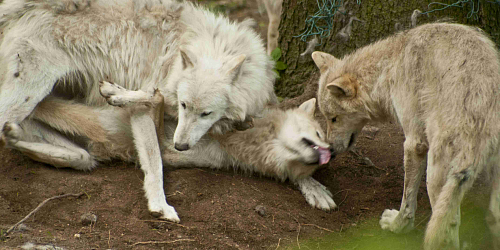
[0, 0, 276, 221]
[312, 23, 500, 249]
[2, 82, 336, 222]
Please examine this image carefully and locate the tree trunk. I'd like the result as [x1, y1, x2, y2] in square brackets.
[276, 0, 500, 98]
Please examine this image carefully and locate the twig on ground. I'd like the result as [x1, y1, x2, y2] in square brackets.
[131, 239, 195, 246]
[140, 220, 192, 229]
[337, 190, 349, 208]
[296, 223, 301, 249]
[108, 230, 111, 249]
[415, 213, 432, 228]
[248, 184, 261, 193]
[301, 223, 335, 233]
[166, 190, 184, 197]
[349, 149, 387, 172]
[275, 238, 281, 250]
[332, 189, 350, 197]
[6, 193, 84, 235]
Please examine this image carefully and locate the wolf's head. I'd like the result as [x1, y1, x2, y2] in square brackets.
[312, 51, 371, 154]
[277, 98, 333, 168]
[172, 50, 248, 151]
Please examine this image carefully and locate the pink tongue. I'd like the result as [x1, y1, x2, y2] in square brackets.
[317, 147, 331, 165]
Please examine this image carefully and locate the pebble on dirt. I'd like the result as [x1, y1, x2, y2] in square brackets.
[80, 212, 97, 226]
[255, 205, 266, 217]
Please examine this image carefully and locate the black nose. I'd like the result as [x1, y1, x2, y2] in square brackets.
[174, 143, 190, 151]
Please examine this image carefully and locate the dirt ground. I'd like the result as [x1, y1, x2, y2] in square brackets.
[1, 0, 433, 249]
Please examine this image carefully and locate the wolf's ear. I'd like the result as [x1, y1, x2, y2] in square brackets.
[298, 98, 317, 117]
[326, 76, 357, 98]
[225, 54, 246, 83]
[312, 51, 339, 74]
[180, 49, 196, 69]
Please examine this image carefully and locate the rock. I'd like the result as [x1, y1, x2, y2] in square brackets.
[80, 212, 97, 226]
[14, 223, 30, 232]
[21, 242, 65, 250]
[255, 205, 266, 217]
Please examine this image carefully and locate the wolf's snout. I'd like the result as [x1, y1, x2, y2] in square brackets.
[174, 143, 190, 151]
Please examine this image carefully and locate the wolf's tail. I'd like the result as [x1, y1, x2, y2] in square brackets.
[262, 0, 282, 55]
[31, 97, 109, 143]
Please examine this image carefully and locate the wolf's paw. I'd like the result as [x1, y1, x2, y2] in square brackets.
[99, 81, 131, 107]
[297, 177, 337, 211]
[1, 122, 23, 146]
[149, 200, 180, 223]
[380, 209, 413, 233]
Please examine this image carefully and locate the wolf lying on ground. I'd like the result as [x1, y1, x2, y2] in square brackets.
[0, 0, 276, 221]
[2, 82, 336, 220]
[312, 23, 500, 249]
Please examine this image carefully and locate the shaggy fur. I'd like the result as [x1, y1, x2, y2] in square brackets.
[0, 0, 276, 146]
[0, 0, 276, 222]
[312, 23, 500, 249]
[3, 84, 336, 219]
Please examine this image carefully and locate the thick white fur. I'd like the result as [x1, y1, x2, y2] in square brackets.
[0, 0, 275, 222]
[3, 86, 336, 216]
[313, 23, 500, 249]
[0, 0, 276, 147]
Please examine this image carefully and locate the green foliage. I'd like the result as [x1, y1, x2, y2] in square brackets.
[203, 0, 247, 16]
[270, 48, 287, 79]
[83, 190, 91, 199]
[0, 229, 6, 241]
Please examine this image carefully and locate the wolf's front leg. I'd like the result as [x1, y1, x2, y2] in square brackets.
[379, 137, 427, 233]
[296, 177, 337, 211]
[130, 114, 179, 222]
[100, 81, 179, 222]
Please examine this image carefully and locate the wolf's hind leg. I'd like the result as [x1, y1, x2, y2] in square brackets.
[296, 177, 337, 211]
[487, 169, 500, 250]
[100, 81, 180, 222]
[0, 39, 72, 130]
[380, 137, 427, 233]
[1, 121, 96, 170]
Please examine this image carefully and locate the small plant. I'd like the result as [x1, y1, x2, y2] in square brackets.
[0, 229, 6, 241]
[270, 48, 287, 79]
[82, 190, 91, 199]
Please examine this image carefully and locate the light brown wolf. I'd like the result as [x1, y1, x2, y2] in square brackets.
[312, 23, 500, 249]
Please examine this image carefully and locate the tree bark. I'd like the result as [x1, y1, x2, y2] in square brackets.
[276, 0, 500, 98]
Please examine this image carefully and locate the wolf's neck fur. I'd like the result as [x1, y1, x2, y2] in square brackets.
[341, 33, 406, 122]
[211, 108, 292, 181]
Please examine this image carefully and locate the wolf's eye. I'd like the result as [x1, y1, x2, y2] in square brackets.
[316, 131, 321, 138]
[201, 111, 212, 117]
[181, 102, 186, 109]
[331, 116, 337, 123]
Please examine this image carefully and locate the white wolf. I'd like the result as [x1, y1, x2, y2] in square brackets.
[0, 0, 276, 221]
[2, 82, 336, 220]
[312, 23, 500, 249]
